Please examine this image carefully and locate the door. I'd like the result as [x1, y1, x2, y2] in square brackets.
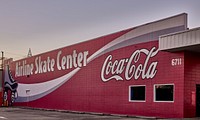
[196, 85, 200, 116]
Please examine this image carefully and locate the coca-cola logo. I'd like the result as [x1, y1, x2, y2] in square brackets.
[101, 47, 158, 82]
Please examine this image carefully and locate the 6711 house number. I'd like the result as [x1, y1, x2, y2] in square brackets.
[171, 58, 182, 66]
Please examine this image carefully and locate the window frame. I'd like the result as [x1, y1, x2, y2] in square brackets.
[154, 84, 175, 103]
[129, 85, 146, 102]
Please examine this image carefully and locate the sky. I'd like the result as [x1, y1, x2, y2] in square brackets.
[0, 0, 200, 60]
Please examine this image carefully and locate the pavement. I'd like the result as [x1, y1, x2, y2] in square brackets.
[0, 107, 199, 120]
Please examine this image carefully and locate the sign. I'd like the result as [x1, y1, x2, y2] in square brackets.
[101, 47, 159, 82]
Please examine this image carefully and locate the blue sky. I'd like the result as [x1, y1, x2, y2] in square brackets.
[0, 0, 200, 59]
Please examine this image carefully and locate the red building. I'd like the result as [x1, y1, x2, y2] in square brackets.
[2, 13, 200, 118]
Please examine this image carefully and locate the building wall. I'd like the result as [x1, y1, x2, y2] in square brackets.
[184, 52, 200, 118]
[5, 40, 185, 118]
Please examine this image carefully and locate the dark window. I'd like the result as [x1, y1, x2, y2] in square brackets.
[154, 84, 174, 102]
[129, 86, 145, 101]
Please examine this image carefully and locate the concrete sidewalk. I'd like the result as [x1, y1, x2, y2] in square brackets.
[0, 107, 199, 120]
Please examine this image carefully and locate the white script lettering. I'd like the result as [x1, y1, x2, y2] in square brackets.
[101, 47, 158, 82]
[35, 56, 55, 74]
[56, 50, 89, 71]
[15, 60, 34, 77]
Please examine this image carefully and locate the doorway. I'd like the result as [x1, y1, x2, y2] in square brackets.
[196, 85, 200, 116]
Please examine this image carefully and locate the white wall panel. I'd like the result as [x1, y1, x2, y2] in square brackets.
[159, 27, 200, 51]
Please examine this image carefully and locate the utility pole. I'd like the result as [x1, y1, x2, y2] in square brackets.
[1, 51, 3, 69]
[1, 51, 3, 106]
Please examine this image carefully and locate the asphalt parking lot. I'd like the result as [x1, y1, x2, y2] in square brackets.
[0, 107, 199, 120]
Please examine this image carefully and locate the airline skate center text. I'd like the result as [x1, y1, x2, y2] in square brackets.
[15, 50, 89, 77]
